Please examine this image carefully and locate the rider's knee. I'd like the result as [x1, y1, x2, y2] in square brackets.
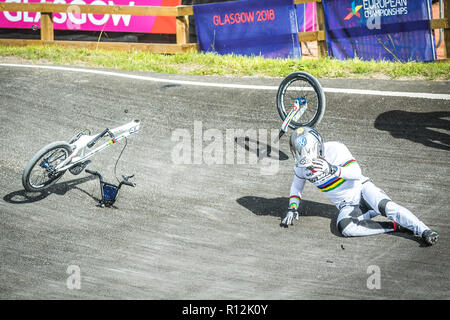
[337, 218, 356, 237]
[341, 227, 353, 237]
[383, 200, 404, 221]
[377, 198, 391, 217]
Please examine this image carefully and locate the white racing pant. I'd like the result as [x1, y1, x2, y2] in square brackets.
[336, 180, 429, 237]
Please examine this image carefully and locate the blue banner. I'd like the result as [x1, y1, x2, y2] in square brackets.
[322, 0, 436, 62]
[193, 0, 301, 59]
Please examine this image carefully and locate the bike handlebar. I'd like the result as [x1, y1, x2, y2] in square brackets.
[121, 180, 136, 187]
[85, 169, 135, 187]
[85, 169, 102, 180]
[120, 174, 136, 187]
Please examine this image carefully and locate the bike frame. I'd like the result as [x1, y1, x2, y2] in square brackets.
[280, 98, 307, 133]
[54, 119, 140, 172]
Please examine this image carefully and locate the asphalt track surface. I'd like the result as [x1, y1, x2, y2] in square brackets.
[0, 63, 449, 300]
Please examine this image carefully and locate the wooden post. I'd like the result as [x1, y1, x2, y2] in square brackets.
[40, 12, 54, 41]
[316, 0, 327, 58]
[444, 0, 450, 59]
[176, 15, 189, 46]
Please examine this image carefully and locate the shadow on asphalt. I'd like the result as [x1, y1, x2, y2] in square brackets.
[236, 196, 426, 245]
[374, 110, 450, 151]
[3, 175, 97, 205]
[234, 137, 289, 161]
[236, 196, 341, 236]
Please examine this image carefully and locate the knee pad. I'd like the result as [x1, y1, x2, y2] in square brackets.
[337, 217, 357, 237]
[378, 199, 391, 217]
[337, 206, 362, 237]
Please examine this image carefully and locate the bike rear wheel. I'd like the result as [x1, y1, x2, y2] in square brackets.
[276, 71, 326, 129]
[22, 141, 72, 192]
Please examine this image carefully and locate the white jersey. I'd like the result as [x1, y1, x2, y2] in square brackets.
[289, 141, 366, 209]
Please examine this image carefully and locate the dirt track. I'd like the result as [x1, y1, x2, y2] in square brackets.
[0, 64, 449, 299]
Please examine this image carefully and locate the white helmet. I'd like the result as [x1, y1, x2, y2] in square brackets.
[289, 127, 324, 168]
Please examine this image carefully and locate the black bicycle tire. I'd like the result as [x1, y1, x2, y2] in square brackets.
[22, 141, 72, 192]
[276, 71, 326, 129]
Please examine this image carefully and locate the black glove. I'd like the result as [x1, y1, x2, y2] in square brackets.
[280, 208, 299, 228]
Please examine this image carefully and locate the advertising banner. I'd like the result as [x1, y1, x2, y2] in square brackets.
[322, 0, 436, 62]
[0, 0, 181, 34]
[297, 1, 317, 32]
[193, 0, 301, 59]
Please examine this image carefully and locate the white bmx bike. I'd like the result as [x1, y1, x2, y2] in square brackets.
[22, 119, 141, 194]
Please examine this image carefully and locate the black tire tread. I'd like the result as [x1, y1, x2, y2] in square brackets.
[22, 141, 72, 192]
[276, 71, 326, 129]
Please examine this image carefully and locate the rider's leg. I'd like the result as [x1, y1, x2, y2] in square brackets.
[361, 209, 379, 220]
[361, 181, 429, 236]
[383, 201, 429, 236]
[337, 205, 395, 237]
[359, 195, 380, 220]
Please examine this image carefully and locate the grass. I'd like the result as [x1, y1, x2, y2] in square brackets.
[0, 45, 449, 80]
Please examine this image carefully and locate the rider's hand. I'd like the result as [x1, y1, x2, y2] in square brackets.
[312, 158, 339, 175]
[280, 208, 299, 228]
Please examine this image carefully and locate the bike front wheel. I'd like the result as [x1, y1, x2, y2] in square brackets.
[276, 71, 326, 129]
[22, 141, 72, 192]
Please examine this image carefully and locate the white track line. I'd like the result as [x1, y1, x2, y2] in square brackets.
[1, 63, 449, 100]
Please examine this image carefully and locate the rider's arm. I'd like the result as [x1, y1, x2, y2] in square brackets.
[335, 159, 362, 180]
[289, 172, 306, 210]
[327, 143, 362, 180]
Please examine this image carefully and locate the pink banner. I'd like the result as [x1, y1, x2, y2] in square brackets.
[0, 0, 181, 33]
[298, 2, 317, 33]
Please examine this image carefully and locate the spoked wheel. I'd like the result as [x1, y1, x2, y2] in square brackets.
[276, 71, 326, 129]
[22, 141, 72, 192]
